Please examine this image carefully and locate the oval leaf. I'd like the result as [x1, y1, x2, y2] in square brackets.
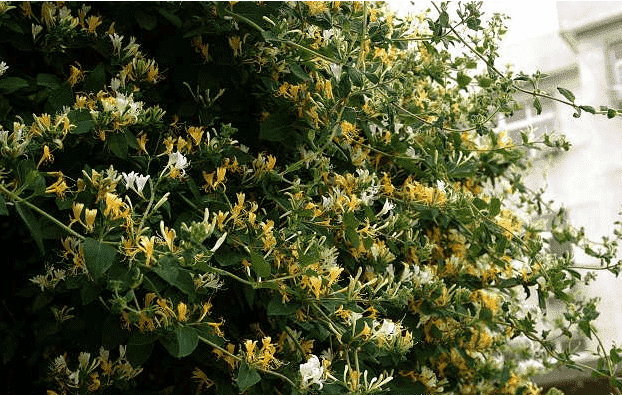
[84, 237, 117, 282]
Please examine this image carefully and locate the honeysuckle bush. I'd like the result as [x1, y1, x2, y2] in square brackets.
[2, 1, 622, 394]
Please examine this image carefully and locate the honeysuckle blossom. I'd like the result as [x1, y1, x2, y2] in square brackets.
[0, 61, 7, 76]
[109, 33, 123, 56]
[299, 355, 324, 389]
[166, 151, 190, 177]
[122, 171, 150, 197]
[31, 23, 43, 40]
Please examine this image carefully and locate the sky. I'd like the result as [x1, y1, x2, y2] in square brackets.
[388, 1, 560, 44]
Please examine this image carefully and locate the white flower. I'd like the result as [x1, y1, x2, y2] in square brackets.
[372, 319, 398, 341]
[122, 171, 150, 196]
[78, 352, 91, 370]
[51, 355, 69, 374]
[300, 355, 324, 389]
[110, 77, 121, 91]
[31, 24, 43, 40]
[377, 199, 395, 217]
[437, 179, 446, 193]
[167, 151, 190, 175]
[0, 61, 7, 76]
[109, 33, 124, 56]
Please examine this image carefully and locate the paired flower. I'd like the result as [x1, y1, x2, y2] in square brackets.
[299, 355, 325, 389]
[122, 171, 150, 197]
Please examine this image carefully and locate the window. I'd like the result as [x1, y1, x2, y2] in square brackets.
[607, 40, 622, 108]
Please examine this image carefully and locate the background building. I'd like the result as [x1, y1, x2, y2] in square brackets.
[495, 2, 622, 392]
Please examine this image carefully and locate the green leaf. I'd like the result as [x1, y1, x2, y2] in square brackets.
[489, 198, 501, 217]
[267, 294, 297, 316]
[15, 202, 44, 256]
[135, 10, 158, 30]
[533, 97, 542, 115]
[579, 105, 596, 114]
[0, 194, 8, 216]
[72, 119, 95, 135]
[439, 11, 449, 28]
[36, 73, 61, 90]
[477, 76, 492, 88]
[107, 131, 129, 159]
[299, 248, 319, 267]
[346, 65, 364, 87]
[250, 250, 271, 277]
[611, 348, 622, 364]
[472, 197, 488, 211]
[127, 332, 156, 366]
[259, 111, 294, 142]
[152, 255, 196, 296]
[557, 87, 575, 102]
[345, 227, 360, 248]
[237, 361, 261, 392]
[158, 7, 182, 28]
[84, 63, 106, 93]
[337, 74, 351, 97]
[364, 71, 379, 84]
[160, 326, 199, 358]
[0, 77, 29, 94]
[608, 108, 617, 119]
[84, 237, 117, 281]
[579, 320, 592, 339]
[342, 211, 358, 229]
[289, 63, 311, 82]
[46, 83, 74, 114]
[456, 71, 472, 89]
[214, 249, 248, 267]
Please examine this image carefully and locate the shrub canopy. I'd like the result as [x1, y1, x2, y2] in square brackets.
[1, 1, 621, 394]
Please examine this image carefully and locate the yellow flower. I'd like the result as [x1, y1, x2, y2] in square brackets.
[84, 15, 102, 35]
[71, 202, 84, 225]
[340, 120, 360, 144]
[87, 372, 101, 392]
[136, 133, 148, 154]
[103, 192, 124, 219]
[78, 207, 95, 231]
[160, 221, 177, 252]
[156, 298, 176, 319]
[305, 1, 328, 15]
[41, 2, 56, 27]
[45, 173, 69, 199]
[187, 126, 204, 145]
[162, 135, 175, 155]
[327, 266, 343, 287]
[244, 339, 257, 363]
[228, 35, 242, 57]
[324, 79, 334, 99]
[21, 1, 32, 18]
[37, 145, 54, 168]
[177, 302, 188, 322]
[207, 318, 225, 337]
[197, 301, 212, 322]
[192, 367, 215, 392]
[67, 64, 84, 87]
[138, 235, 156, 267]
[309, 276, 322, 299]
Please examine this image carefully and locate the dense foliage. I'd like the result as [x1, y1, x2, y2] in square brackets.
[1, 1, 622, 394]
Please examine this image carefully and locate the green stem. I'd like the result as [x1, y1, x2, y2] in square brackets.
[222, 8, 265, 33]
[223, 9, 341, 65]
[0, 184, 85, 240]
[284, 325, 307, 357]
